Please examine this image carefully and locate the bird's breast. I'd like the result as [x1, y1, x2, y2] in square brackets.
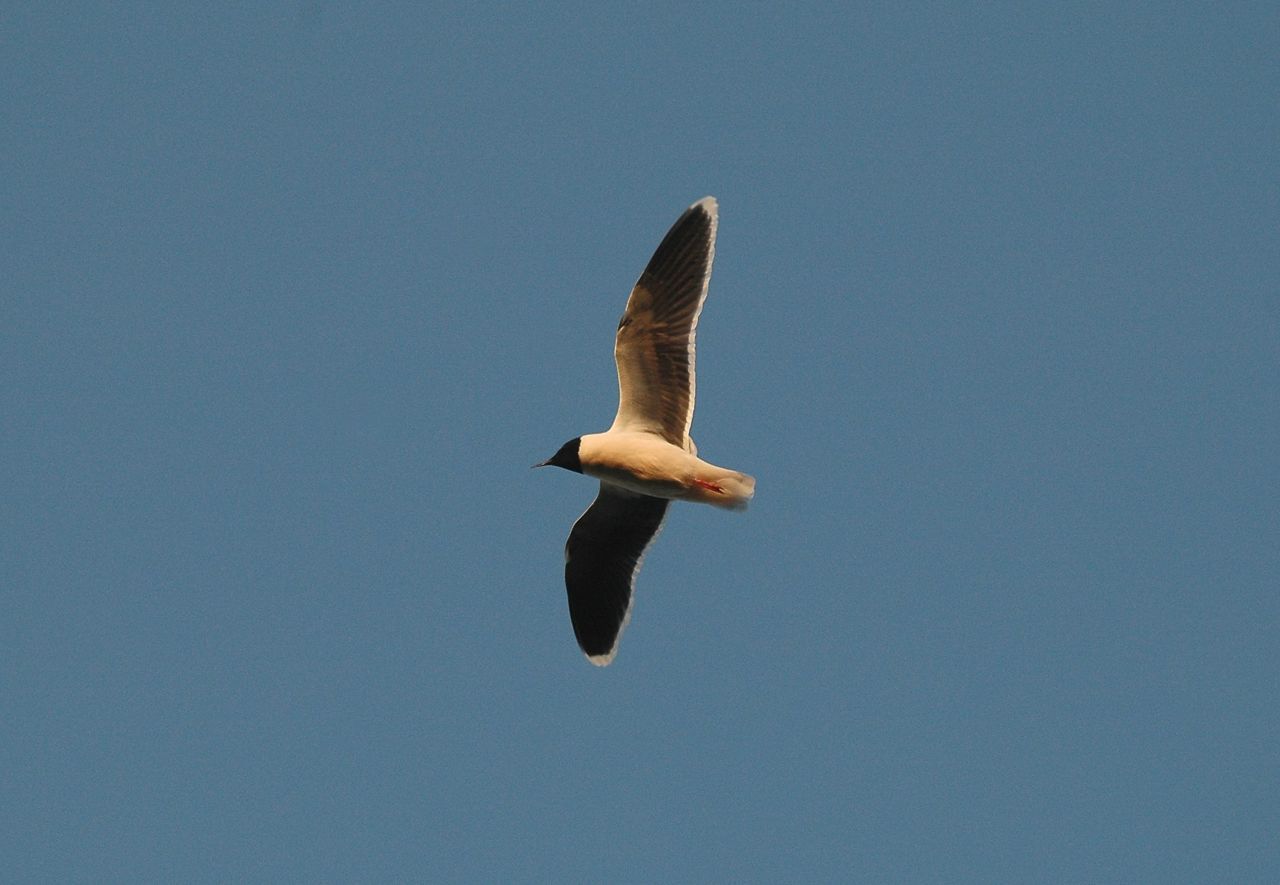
[579, 432, 696, 498]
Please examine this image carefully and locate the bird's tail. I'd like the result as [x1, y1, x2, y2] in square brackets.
[692, 469, 755, 511]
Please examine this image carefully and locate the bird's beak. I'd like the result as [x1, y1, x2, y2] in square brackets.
[532, 460, 549, 469]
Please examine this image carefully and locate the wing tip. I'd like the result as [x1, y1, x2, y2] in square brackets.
[692, 195, 718, 217]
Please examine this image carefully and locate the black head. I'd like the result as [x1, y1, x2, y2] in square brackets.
[535, 437, 582, 473]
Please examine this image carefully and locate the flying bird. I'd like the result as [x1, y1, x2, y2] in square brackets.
[536, 196, 755, 666]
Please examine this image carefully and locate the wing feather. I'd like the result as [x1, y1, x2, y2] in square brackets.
[609, 197, 718, 450]
[564, 484, 669, 665]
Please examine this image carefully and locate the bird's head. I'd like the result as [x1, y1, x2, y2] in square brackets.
[534, 437, 583, 473]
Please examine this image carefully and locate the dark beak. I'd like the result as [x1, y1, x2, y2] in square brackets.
[531, 460, 549, 469]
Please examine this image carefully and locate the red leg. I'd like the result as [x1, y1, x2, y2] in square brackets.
[692, 478, 725, 493]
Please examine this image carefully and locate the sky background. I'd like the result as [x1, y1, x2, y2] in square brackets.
[3, 3, 1277, 881]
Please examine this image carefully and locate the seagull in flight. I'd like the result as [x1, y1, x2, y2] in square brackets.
[536, 196, 755, 666]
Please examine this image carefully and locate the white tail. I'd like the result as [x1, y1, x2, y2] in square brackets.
[690, 469, 755, 510]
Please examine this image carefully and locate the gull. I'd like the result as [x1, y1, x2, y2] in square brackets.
[536, 196, 755, 666]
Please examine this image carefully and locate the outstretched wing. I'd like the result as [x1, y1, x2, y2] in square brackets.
[608, 197, 718, 451]
[564, 484, 669, 666]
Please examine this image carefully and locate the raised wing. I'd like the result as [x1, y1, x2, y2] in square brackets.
[564, 484, 669, 666]
[609, 197, 718, 450]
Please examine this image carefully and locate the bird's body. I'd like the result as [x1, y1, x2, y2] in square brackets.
[537, 196, 754, 665]
[578, 431, 754, 510]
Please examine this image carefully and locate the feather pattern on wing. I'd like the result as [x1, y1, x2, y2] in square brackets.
[609, 197, 718, 451]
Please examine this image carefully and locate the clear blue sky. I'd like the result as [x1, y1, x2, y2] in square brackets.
[3, 4, 1277, 881]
